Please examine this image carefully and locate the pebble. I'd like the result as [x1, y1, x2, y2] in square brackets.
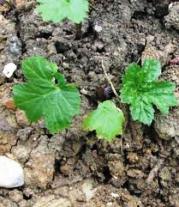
[94, 24, 102, 33]
[3, 63, 17, 78]
[8, 36, 22, 56]
[0, 156, 24, 188]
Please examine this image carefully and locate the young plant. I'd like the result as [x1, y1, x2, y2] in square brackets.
[36, 0, 89, 24]
[13, 56, 80, 133]
[83, 100, 125, 141]
[120, 59, 177, 125]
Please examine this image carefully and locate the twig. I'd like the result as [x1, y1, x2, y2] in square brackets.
[101, 60, 119, 98]
[101, 60, 124, 153]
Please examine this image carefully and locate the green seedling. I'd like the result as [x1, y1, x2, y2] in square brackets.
[36, 0, 89, 24]
[13, 56, 80, 133]
[120, 59, 177, 125]
[83, 100, 125, 141]
[13, 57, 176, 141]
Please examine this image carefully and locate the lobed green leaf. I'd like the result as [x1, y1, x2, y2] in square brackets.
[36, 0, 89, 24]
[83, 101, 125, 141]
[120, 59, 177, 125]
[13, 56, 80, 133]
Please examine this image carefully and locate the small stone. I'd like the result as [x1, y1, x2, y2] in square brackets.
[80, 88, 88, 95]
[8, 36, 22, 56]
[0, 156, 24, 188]
[94, 24, 102, 33]
[3, 63, 17, 78]
[111, 192, 119, 198]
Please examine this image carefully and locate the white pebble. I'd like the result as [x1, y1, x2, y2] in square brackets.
[169, 3, 174, 9]
[3, 63, 17, 78]
[111, 192, 119, 198]
[0, 156, 24, 188]
[94, 25, 102, 33]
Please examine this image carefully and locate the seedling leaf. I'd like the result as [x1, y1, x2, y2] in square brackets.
[120, 59, 177, 125]
[83, 100, 125, 141]
[13, 56, 80, 133]
[36, 0, 89, 24]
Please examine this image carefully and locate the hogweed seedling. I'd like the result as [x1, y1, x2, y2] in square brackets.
[13, 56, 80, 133]
[120, 59, 177, 125]
[83, 100, 125, 141]
[13, 56, 176, 140]
[36, 0, 89, 24]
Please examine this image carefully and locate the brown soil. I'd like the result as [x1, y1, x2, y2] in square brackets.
[0, 0, 179, 206]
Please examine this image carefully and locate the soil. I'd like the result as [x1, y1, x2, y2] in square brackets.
[0, 0, 179, 206]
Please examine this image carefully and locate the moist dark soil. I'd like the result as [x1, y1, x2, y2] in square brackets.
[0, 0, 179, 206]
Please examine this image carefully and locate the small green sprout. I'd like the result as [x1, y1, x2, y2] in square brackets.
[83, 100, 125, 141]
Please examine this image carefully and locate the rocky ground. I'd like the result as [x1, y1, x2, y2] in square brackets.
[0, 0, 179, 206]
